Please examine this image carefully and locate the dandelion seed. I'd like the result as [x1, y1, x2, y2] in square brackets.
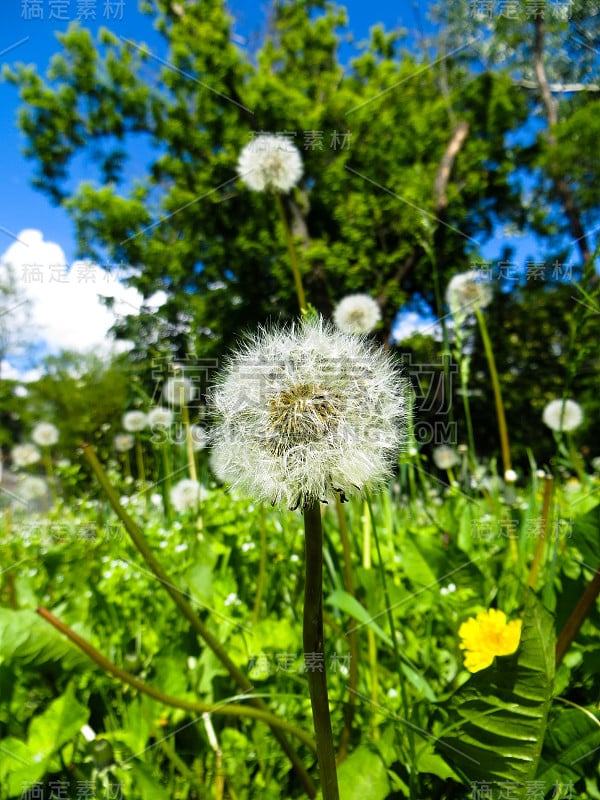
[114, 433, 135, 453]
[432, 445, 460, 470]
[458, 608, 522, 673]
[446, 270, 493, 320]
[542, 398, 583, 432]
[210, 316, 407, 509]
[333, 294, 381, 335]
[11, 443, 42, 468]
[237, 133, 303, 193]
[31, 422, 59, 447]
[147, 407, 174, 428]
[122, 411, 148, 433]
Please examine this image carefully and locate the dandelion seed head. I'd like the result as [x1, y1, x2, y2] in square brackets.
[170, 478, 204, 513]
[114, 433, 135, 453]
[11, 443, 42, 468]
[147, 407, 174, 428]
[210, 316, 408, 509]
[446, 270, 493, 320]
[31, 422, 59, 447]
[122, 411, 148, 433]
[17, 475, 48, 502]
[542, 398, 583, 432]
[432, 445, 460, 470]
[333, 294, 381, 335]
[162, 376, 196, 407]
[237, 134, 303, 193]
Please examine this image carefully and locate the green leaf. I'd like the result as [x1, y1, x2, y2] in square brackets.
[325, 589, 392, 647]
[536, 706, 600, 787]
[318, 745, 390, 800]
[435, 592, 555, 798]
[0, 608, 87, 670]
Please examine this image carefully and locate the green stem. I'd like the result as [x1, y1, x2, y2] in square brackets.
[275, 193, 307, 314]
[366, 494, 417, 800]
[362, 499, 379, 735]
[36, 606, 316, 751]
[42, 447, 57, 504]
[135, 437, 146, 485]
[81, 443, 316, 797]
[252, 504, 268, 625]
[527, 474, 553, 590]
[475, 309, 511, 476]
[556, 564, 600, 667]
[303, 500, 339, 800]
[181, 405, 198, 482]
[334, 496, 359, 763]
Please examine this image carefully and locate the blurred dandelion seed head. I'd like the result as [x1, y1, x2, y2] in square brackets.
[446, 270, 493, 320]
[31, 422, 59, 447]
[542, 398, 583, 432]
[122, 411, 148, 433]
[237, 134, 303, 193]
[333, 294, 381, 335]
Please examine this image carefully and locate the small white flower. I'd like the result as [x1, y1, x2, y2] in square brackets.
[11, 443, 41, 468]
[189, 425, 208, 452]
[504, 469, 518, 483]
[170, 478, 204, 513]
[31, 422, 59, 447]
[210, 315, 408, 509]
[147, 407, 174, 428]
[114, 433, 135, 452]
[432, 445, 460, 470]
[237, 133, 303, 193]
[542, 398, 583, 432]
[446, 270, 493, 320]
[122, 410, 148, 433]
[333, 294, 381, 335]
[162, 376, 196, 407]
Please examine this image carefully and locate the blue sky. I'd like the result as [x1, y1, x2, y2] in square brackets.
[0, 0, 568, 375]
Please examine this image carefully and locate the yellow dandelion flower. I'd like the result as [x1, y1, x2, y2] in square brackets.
[458, 608, 522, 673]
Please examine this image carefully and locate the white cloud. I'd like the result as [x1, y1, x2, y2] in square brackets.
[391, 310, 441, 343]
[1, 229, 165, 378]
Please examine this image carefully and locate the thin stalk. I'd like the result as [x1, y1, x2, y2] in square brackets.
[275, 193, 307, 314]
[365, 494, 417, 800]
[181, 405, 198, 482]
[458, 353, 477, 463]
[362, 500, 379, 734]
[36, 607, 316, 751]
[252, 504, 268, 624]
[161, 439, 172, 520]
[42, 447, 57, 504]
[82, 443, 316, 797]
[556, 565, 600, 667]
[334, 495, 359, 763]
[303, 500, 339, 800]
[135, 437, 146, 485]
[527, 475, 553, 589]
[475, 309, 511, 476]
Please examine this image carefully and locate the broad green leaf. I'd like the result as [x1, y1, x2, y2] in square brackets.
[325, 589, 392, 647]
[318, 745, 390, 800]
[0, 608, 87, 670]
[119, 763, 171, 800]
[0, 736, 44, 796]
[536, 706, 600, 787]
[435, 592, 555, 798]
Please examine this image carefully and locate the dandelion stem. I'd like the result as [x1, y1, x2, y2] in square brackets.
[366, 494, 417, 800]
[362, 500, 379, 735]
[556, 564, 600, 667]
[275, 193, 307, 314]
[252, 504, 268, 624]
[303, 500, 339, 800]
[475, 309, 512, 476]
[36, 606, 316, 752]
[81, 443, 316, 797]
[527, 474, 553, 589]
[181, 404, 198, 482]
[335, 496, 359, 763]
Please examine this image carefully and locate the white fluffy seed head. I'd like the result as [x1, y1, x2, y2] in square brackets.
[147, 407, 174, 428]
[542, 398, 583, 432]
[210, 315, 408, 509]
[189, 425, 208, 452]
[114, 433, 135, 452]
[18, 475, 48, 501]
[333, 294, 382, 335]
[446, 270, 493, 320]
[170, 479, 204, 513]
[162, 376, 196, 407]
[432, 445, 460, 470]
[31, 422, 59, 447]
[11, 443, 42, 467]
[122, 411, 148, 433]
[237, 134, 303, 193]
